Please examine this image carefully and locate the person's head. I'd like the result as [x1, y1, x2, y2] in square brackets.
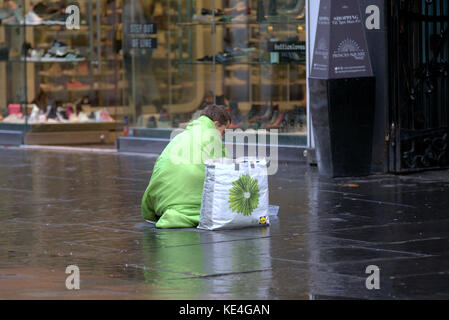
[200, 104, 231, 138]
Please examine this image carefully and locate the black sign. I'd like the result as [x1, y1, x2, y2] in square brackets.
[310, 0, 373, 79]
[127, 23, 158, 50]
[268, 41, 306, 53]
[128, 23, 157, 34]
[129, 38, 157, 49]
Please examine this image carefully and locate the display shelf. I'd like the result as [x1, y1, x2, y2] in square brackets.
[0, 0, 125, 142]
[38, 69, 124, 77]
[176, 20, 305, 27]
[18, 57, 86, 62]
[176, 60, 306, 66]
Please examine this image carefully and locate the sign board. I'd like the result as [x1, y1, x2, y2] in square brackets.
[127, 23, 158, 50]
[128, 23, 157, 34]
[129, 38, 157, 49]
[268, 41, 306, 53]
[310, 0, 373, 79]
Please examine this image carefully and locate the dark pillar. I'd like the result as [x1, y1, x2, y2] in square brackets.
[359, 0, 389, 173]
[308, 0, 376, 177]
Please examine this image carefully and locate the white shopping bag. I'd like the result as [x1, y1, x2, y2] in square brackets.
[198, 157, 270, 230]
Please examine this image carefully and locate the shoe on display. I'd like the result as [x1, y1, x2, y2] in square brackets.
[56, 106, 68, 122]
[228, 121, 240, 129]
[78, 112, 89, 122]
[33, 2, 59, 18]
[93, 82, 115, 90]
[41, 50, 83, 62]
[279, 0, 305, 16]
[68, 113, 80, 122]
[25, 10, 43, 25]
[229, 101, 243, 124]
[28, 105, 41, 123]
[44, 104, 57, 119]
[218, 15, 233, 23]
[28, 48, 44, 61]
[101, 110, 114, 122]
[38, 114, 47, 122]
[2, 113, 24, 123]
[95, 108, 114, 122]
[266, 111, 284, 129]
[261, 104, 277, 121]
[197, 55, 213, 62]
[40, 63, 62, 76]
[293, 105, 306, 127]
[146, 116, 157, 128]
[216, 52, 233, 63]
[230, 14, 249, 23]
[39, 83, 63, 92]
[66, 80, 90, 90]
[48, 40, 69, 57]
[247, 104, 263, 123]
[224, 2, 251, 16]
[201, 8, 224, 16]
[44, 11, 69, 25]
[172, 114, 180, 128]
[88, 111, 96, 121]
[159, 108, 169, 121]
[224, 75, 246, 86]
[45, 41, 84, 61]
[192, 14, 219, 23]
[63, 51, 85, 61]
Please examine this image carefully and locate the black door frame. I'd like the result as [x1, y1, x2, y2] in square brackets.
[389, 0, 449, 173]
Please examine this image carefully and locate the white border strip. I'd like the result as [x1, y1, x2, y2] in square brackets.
[18, 145, 117, 153]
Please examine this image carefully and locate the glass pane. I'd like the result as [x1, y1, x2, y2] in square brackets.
[0, 0, 26, 128]
[123, 0, 307, 146]
[1, 0, 121, 145]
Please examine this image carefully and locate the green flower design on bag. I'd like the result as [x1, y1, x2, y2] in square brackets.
[228, 174, 260, 216]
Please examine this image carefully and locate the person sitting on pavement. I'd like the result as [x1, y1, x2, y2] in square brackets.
[141, 104, 231, 228]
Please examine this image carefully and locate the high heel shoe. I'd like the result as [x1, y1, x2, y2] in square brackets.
[266, 110, 284, 129]
[224, 2, 251, 16]
[279, 0, 305, 16]
[246, 104, 260, 123]
[201, 8, 224, 16]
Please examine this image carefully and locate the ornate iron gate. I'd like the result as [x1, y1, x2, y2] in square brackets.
[390, 0, 449, 172]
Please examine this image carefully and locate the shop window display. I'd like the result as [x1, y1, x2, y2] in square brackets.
[0, 0, 307, 146]
[124, 0, 307, 146]
[0, 0, 123, 145]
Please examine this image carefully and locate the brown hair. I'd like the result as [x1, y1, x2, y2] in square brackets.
[200, 104, 231, 126]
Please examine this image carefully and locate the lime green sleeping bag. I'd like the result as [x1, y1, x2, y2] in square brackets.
[141, 115, 228, 228]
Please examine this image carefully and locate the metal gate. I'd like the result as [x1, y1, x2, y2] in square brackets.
[389, 0, 449, 172]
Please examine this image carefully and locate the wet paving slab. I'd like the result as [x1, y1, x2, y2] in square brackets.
[1, 147, 449, 299]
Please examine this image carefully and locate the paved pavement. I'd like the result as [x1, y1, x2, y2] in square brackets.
[1, 146, 449, 299]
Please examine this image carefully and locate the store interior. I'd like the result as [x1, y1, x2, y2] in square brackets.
[0, 0, 307, 146]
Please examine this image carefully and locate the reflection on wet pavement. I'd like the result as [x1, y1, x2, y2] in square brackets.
[1, 147, 449, 299]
